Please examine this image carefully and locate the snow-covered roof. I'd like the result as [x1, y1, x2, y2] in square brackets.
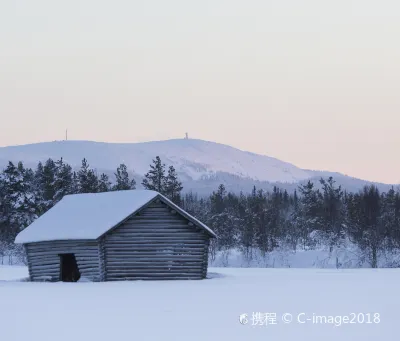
[15, 190, 216, 244]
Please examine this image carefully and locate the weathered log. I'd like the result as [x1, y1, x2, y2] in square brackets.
[106, 246, 206, 251]
[106, 258, 203, 263]
[106, 275, 202, 279]
[105, 240, 206, 245]
[107, 233, 206, 238]
[77, 264, 99, 271]
[106, 263, 203, 268]
[27, 250, 98, 256]
[106, 260, 203, 265]
[106, 273, 203, 278]
[105, 250, 204, 256]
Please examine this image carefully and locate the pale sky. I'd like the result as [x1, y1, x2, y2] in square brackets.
[1, 1, 399, 184]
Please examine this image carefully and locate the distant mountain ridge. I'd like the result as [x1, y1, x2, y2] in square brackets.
[0, 139, 395, 194]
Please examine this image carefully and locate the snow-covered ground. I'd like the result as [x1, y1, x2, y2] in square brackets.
[0, 265, 396, 341]
[0, 265, 28, 281]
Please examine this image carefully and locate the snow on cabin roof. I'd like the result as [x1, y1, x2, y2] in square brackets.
[14, 190, 216, 244]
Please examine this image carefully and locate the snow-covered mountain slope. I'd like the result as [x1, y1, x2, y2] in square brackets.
[0, 139, 312, 183]
[0, 138, 394, 193]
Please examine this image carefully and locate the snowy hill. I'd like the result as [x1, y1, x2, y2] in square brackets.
[0, 139, 394, 194]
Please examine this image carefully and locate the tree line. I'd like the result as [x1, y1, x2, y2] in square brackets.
[1, 156, 400, 268]
[194, 179, 400, 268]
[0, 156, 182, 263]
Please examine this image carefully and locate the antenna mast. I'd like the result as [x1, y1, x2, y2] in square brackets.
[66, 129, 68, 141]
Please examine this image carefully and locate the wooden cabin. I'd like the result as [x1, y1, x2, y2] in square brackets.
[14, 190, 217, 282]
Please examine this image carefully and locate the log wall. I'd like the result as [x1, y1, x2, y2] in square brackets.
[25, 240, 100, 282]
[104, 199, 210, 280]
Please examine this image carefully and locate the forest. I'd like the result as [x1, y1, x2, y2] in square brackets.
[1, 156, 400, 268]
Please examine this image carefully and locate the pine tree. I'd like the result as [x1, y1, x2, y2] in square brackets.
[297, 181, 322, 249]
[165, 166, 183, 205]
[19, 164, 37, 230]
[319, 177, 346, 249]
[252, 189, 270, 255]
[210, 184, 226, 214]
[347, 185, 383, 268]
[71, 171, 79, 194]
[238, 192, 254, 262]
[35, 158, 57, 210]
[32, 161, 46, 216]
[288, 189, 301, 250]
[86, 170, 99, 193]
[53, 158, 74, 202]
[0, 166, 13, 241]
[77, 158, 99, 193]
[0, 179, 7, 240]
[113, 164, 136, 191]
[381, 188, 400, 250]
[33, 161, 44, 194]
[0, 162, 36, 240]
[264, 186, 284, 251]
[141, 156, 166, 193]
[98, 173, 111, 192]
[208, 184, 239, 257]
[77, 158, 89, 193]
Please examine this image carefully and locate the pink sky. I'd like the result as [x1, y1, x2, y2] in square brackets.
[0, 0, 399, 184]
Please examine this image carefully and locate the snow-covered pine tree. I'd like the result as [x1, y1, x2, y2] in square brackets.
[165, 166, 183, 205]
[380, 187, 400, 251]
[263, 186, 284, 252]
[240, 191, 257, 261]
[32, 162, 46, 216]
[347, 185, 383, 268]
[0, 169, 11, 241]
[35, 158, 57, 210]
[113, 164, 136, 191]
[234, 191, 252, 261]
[19, 165, 37, 230]
[287, 189, 302, 250]
[53, 158, 74, 203]
[98, 173, 112, 192]
[319, 177, 346, 250]
[297, 180, 322, 249]
[208, 184, 228, 254]
[77, 158, 89, 193]
[0, 162, 37, 240]
[87, 170, 99, 193]
[71, 171, 79, 194]
[210, 184, 226, 213]
[77, 158, 99, 193]
[252, 189, 271, 256]
[141, 156, 166, 194]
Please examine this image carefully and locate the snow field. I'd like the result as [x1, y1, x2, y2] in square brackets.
[0, 266, 397, 341]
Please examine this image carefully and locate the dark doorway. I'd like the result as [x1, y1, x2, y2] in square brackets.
[59, 254, 81, 282]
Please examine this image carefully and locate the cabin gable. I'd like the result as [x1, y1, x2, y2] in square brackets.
[103, 199, 210, 280]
